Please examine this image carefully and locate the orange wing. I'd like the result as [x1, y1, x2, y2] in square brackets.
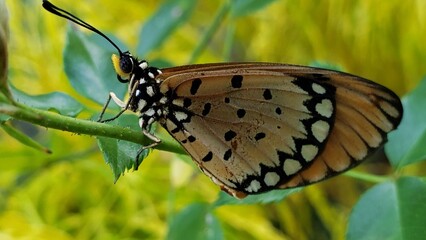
[157, 63, 402, 198]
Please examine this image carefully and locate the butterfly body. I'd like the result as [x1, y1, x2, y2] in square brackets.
[116, 56, 402, 198]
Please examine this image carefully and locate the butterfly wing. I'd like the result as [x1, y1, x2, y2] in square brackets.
[157, 63, 402, 198]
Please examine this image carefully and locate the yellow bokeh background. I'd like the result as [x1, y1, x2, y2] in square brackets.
[1, 0, 425, 239]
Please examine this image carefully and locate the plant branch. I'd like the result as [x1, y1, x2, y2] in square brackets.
[0, 101, 186, 155]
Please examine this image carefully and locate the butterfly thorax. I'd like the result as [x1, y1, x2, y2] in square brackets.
[126, 60, 165, 130]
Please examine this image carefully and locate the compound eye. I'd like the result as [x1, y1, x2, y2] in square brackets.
[120, 54, 134, 74]
[112, 52, 134, 78]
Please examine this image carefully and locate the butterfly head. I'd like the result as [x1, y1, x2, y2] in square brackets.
[111, 52, 137, 83]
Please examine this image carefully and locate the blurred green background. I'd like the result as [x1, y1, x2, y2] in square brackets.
[1, 0, 425, 239]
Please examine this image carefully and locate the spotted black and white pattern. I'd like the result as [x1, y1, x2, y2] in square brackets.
[110, 56, 403, 199]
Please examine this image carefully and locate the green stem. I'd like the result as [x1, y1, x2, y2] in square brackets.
[187, 3, 231, 64]
[0, 121, 52, 153]
[0, 102, 185, 155]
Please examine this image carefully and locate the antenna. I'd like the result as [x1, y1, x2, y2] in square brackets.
[42, 0, 123, 55]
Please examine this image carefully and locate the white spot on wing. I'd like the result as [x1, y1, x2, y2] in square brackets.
[139, 78, 146, 84]
[312, 83, 326, 94]
[283, 159, 302, 175]
[264, 172, 280, 186]
[245, 180, 261, 193]
[311, 120, 330, 142]
[172, 99, 184, 107]
[175, 111, 188, 121]
[160, 97, 168, 104]
[316, 99, 333, 118]
[135, 89, 141, 97]
[138, 118, 144, 128]
[301, 144, 319, 162]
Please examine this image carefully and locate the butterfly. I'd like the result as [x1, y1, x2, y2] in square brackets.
[43, 0, 403, 199]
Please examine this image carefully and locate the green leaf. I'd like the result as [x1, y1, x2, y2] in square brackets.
[385, 77, 426, 168]
[347, 177, 426, 240]
[0, 122, 51, 153]
[97, 114, 149, 182]
[230, 0, 278, 18]
[137, 0, 196, 56]
[0, 113, 10, 122]
[10, 85, 83, 117]
[167, 203, 223, 240]
[213, 187, 301, 206]
[0, 0, 9, 91]
[64, 27, 126, 105]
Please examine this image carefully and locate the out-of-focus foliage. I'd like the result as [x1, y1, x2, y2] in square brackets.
[0, 0, 8, 90]
[347, 177, 426, 240]
[386, 77, 426, 168]
[1, 0, 426, 239]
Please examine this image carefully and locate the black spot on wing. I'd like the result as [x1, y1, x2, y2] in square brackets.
[224, 149, 232, 161]
[188, 135, 196, 142]
[224, 130, 237, 141]
[254, 132, 266, 141]
[183, 98, 192, 108]
[190, 78, 202, 95]
[263, 89, 272, 100]
[237, 109, 246, 118]
[202, 151, 213, 162]
[171, 127, 180, 134]
[275, 107, 282, 115]
[231, 75, 243, 88]
[202, 103, 211, 116]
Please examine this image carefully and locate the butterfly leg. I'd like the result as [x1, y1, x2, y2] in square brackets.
[134, 128, 161, 170]
[97, 83, 138, 122]
[97, 92, 123, 122]
[97, 92, 128, 123]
